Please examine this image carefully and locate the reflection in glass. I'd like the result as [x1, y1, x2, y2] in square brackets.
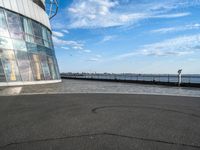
[47, 57, 57, 79]
[53, 58, 60, 79]
[0, 54, 6, 81]
[0, 9, 10, 37]
[37, 45, 46, 55]
[6, 11, 24, 39]
[29, 54, 44, 80]
[15, 51, 33, 81]
[12, 39, 27, 51]
[42, 27, 50, 48]
[26, 42, 38, 53]
[40, 55, 51, 80]
[32, 22, 43, 45]
[1, 50, 21, 81]
[0, 37, 13, 49]
[22, 18, 34, 43]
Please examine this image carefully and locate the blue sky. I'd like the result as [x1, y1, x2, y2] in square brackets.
[50, 0, 200, 74]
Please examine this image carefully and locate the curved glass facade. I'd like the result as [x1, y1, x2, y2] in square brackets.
[0, 8, 60, 83]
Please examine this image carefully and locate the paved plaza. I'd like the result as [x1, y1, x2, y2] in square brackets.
[0, 93, 200, 150]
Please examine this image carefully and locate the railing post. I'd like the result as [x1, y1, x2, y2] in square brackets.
[178, 69, 182, 87]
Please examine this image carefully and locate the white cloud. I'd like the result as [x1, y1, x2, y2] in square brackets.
[61, 46, 70, 50]
[101, 35, 116, 43]
[72, 46, 83, 50]
[151, 23, 200, 34]
[115, 34, 200, 59]
[87, 54, 102, 61]
[62, 29, 69, 34]
[52, 31, 64, 37]
[53, 37, 92, 53]
[52, 36, 84, 50]
[153, 12, 190, 18]
[66, 0, 196, 29]
[83, 49, 91, 53]
[87, 58, 100, 62]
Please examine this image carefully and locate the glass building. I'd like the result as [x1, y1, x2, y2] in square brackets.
[0, 0, 61, 86]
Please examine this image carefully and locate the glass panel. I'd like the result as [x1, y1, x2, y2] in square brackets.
[12, 39, 27, 51]
[22, 18, 34, 43]
[29, 53, 44, 80]
[37, 45, 46, 55]
[35, 37, 43, 45]
[15, 51, 33, 81]
[0, 37, 13, 49]
[46, 30, 53, 49]
[32, 21, 44, 45]
[42, 27, 50, 48]
[47, 57, 57, 80]
[26, 42, 38, 53]
[25, 34, 34, 43]
[46, 47, 53, 56]
[46, 30, 51, 42]
[53, 58, 60, 79]
[42, 27, 48, 41]
[22, 18, 33, 35]
[1, 50, 21, 81]
[0, 57, 6, 82]
[5, 11, 24, 39]
[40, 55, 51, 80]
[0, 9, 10, 37]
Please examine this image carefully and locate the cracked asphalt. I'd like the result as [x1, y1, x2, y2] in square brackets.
[0, 94, 200, 150]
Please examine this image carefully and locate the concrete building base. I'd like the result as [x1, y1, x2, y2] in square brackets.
[0, 80, 62, 87]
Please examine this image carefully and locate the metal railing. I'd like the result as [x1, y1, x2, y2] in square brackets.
[61, 73, 200, 84]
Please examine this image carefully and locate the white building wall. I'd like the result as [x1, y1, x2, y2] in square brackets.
[0, 0, 51, 29]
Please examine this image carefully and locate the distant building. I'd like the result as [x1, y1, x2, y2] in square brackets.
[0, 0, 61, 86]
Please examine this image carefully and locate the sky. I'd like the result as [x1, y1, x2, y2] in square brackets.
[50, 0, 200, 74]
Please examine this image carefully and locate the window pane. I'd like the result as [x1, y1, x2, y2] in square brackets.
[46, 47, 53, 56]
[34, 37, 43, 45]
[42, 27, 50, 48]
[53, 58, 60, 79]
[6, 11, 24, 39]
[12, 39, 27, 51]
[25, 34, 34, 43]
[42, 27, 48, 41]
[37, 45, 46, 55]
[40, 55, 51, 80]
[0, 9, 10, 37]
[32, 21, 42, 37]
[26, 42, 38, 53]
[22, 18, 34, 43]
[46, 30, 53, 49]
[0, 57, 6, 82]
[0, 37, 13, 49]
[1, 50, 21, 81]
[22, 18, 33, 35]
[32, 21, 44, 45]
[29, 53, 44, 80]
[47, 57, 57, 80]
[15, 51, 33, 81]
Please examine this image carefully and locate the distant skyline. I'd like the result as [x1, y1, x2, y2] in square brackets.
[51, 0, 200, 74]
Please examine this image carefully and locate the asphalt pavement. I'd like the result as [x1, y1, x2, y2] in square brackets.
[0, 94, 200, 150]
